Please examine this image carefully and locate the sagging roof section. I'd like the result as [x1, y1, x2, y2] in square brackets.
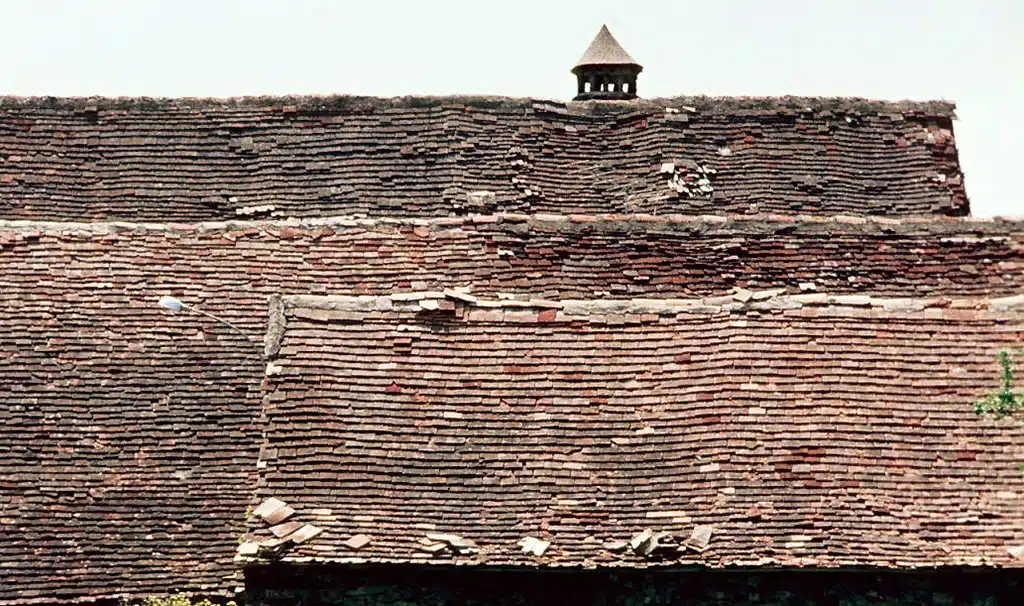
[249, 292, 1024, 568]
[0, 95, 965, 221]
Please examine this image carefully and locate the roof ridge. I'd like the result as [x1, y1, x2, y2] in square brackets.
[0, 94, 956, 116]
[3, 213, 1020, 235]
[280, 291, 1024, 318]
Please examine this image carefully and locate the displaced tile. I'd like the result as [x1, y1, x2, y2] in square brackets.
[518, 536, 551, 556]
[685, 525, 713, 552]
[263, 505, 296, 525]
[732, 289, 754, 303]
[418, 542, 447, 553]
[253, 497, 287, 519]
[444, 289, 478, 303]
[343, 534, 373, 550]
[284, 524, 323, 545]
[236, 541, 259, 556]
[426, 533, 476, 550]
[269, 521, 304, 538]
[629, 529, 653, 553]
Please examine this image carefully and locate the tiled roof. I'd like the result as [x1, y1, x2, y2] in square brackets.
[0, 215, 1022, 602]
[0, 95, 965, 221]
[251, 293, 1024, 569]
[0, 86, 1009, 602]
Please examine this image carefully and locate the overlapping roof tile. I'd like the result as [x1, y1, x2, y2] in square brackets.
[0, 85, 1013, 605]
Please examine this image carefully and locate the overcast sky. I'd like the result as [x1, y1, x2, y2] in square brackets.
[1, 0, 1020, 216]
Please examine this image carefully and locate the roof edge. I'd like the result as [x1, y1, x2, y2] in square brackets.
[0, 94, 956, 117]
[0, 590, 236, 606]
[240, 556, 1024, 571]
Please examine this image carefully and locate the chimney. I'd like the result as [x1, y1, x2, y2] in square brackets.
[571, 25, 643, 101]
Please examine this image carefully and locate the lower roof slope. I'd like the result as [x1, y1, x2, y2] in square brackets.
[253, 293, 1024, 568]
[0, 95, 965, 220]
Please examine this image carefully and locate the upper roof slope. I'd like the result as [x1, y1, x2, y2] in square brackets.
[0, 95, 966, 221]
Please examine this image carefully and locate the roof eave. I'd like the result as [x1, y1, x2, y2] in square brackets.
[571, 63, 643, 75]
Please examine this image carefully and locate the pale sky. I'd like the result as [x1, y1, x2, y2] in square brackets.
[1, 0, 1021, 216]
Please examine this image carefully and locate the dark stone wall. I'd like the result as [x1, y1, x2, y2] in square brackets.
[245, 565, 1023, 606]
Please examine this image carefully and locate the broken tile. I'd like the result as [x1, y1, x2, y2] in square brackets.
[418, 542, 447, 553]
[518, 536, 550, 556]
[424, 532, 471, 547]
[343, 534, 372, 550]
[253, 497, 287, 519]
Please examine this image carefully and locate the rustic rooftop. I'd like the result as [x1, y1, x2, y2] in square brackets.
[0, 75, 1018, 605]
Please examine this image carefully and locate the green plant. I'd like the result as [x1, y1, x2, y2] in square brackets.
[973, 350, 1023, 419]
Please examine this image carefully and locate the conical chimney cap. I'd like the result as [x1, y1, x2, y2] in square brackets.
[573, 25, 640, 69]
